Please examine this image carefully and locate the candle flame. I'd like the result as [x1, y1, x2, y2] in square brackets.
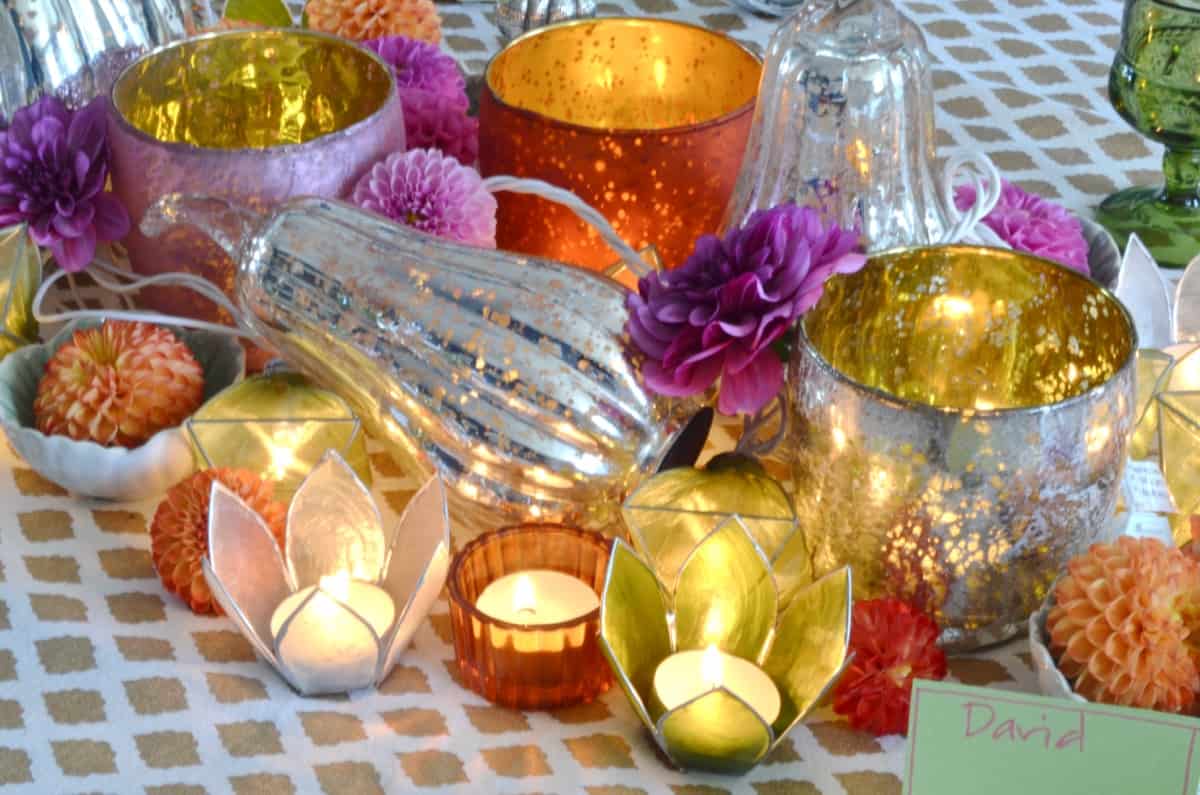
[513, 574, 537, 620]
[268, 443, 294, 481]
[932, 295, 974, 321]
[701, 645, 723, 689]
[320, 572, 351, 602]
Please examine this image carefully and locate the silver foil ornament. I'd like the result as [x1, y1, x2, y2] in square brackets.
[1, 0, 189, 118]
[494, 0, 596, 41]
[142, 194, 677, 533]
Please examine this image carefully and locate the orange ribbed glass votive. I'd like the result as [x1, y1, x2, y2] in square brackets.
[448, 524, 613, 709]
[478, 18, 761, 272]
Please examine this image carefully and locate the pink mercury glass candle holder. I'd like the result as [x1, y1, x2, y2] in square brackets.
[106, 29, 405, 348]
[448, 523, 613, 709]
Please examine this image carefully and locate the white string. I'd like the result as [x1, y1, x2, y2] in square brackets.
[482, 175, 651, 279]
[33, 256, 253, 338]
[938, 152, 1008, 248]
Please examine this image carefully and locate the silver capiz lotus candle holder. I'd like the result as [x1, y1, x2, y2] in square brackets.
[203, 450, 450, 695]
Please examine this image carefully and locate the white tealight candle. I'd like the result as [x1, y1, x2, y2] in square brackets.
[270, 574, 395, 688]
[474, 569, 600, 625]
[653, 645, 781, 724]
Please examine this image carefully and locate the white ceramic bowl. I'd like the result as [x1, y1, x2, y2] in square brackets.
[0, 319, 244, 500]
[1027, 596, 1087, 704]
[1081, 216, 1120, 291]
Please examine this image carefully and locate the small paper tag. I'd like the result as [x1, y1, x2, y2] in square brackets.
[1122, 511, 1176, 547]
[1122, 459, 1176, 515]
[904, 680, 1200, 795]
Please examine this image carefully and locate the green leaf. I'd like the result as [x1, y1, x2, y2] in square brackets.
[224, 0, 293, 27]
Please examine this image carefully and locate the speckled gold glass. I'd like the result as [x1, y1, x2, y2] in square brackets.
[106, 30, 404, 345]
[789, 246, 1137, 651]
[479, 18, 761, 272]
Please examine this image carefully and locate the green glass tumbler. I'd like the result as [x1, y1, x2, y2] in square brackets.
[1099, 0, 1200, 267]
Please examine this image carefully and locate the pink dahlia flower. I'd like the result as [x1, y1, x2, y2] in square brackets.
[401, 91, 479, 165]
[0, 96, 130, 272]
[362, 36, 467, 111]
[627, 204, 867, 415]
[955, 179, 1090, 274]
[352, 148, 496, 248]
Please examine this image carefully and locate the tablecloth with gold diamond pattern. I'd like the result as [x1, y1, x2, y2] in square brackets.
[0, 0, 1160, 793]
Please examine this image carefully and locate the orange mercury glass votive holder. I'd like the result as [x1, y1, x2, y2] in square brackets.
[447, 523, 614, 709]
[478, 18, 762, 272]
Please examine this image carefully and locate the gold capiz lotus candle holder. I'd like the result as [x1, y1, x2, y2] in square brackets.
[203, 450, 449, 695]
[789, 246, 1135, 651]
[185, 372, 372, 504]
[1128, 344, 1200, 543]
[620, 458, 810, 610]
[599, 518, 851, 775]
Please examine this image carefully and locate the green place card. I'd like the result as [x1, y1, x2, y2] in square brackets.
[904, 679, 1200, 795]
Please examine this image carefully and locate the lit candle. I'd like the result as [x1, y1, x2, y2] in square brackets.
[270, 573, 395, 683]
[475, 570, 600, 625]
[653, 645, 781, 723]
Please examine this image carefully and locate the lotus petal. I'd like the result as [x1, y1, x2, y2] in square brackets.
[206, 481, 292, 644]
[657, 689, 771, 774]
[286, 450, 385, 587]
[202, 558, 280, 669]
[762, 567, 852, 737]
[674, 517, 776, 660]
[622, 463, 798, 596]
[598, 540, 671, 730]
[379, 476, 451, 678]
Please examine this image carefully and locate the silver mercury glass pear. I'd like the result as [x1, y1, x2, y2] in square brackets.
[723, 0, 947, 252]
[0, 0, 189, 119]
[141, 194, 681, 534]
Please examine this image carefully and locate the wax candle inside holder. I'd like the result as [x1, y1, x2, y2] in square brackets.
[270, 574, 395, 693]
[447, 524, 613, 709]
[653, 646, 781, 725]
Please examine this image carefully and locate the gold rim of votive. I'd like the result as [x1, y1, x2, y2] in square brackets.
[484, 17, 762, 136]
[109, 28, 398, 155]
[798, 245, 1138, 417]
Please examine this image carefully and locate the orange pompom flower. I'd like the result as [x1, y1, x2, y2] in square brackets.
[34, 321, 205, 448]
[832, 597, 948, 736]
[151, 468, 286, 615]
[305, 0, 442, 44]
[1048, 536, 1200, 714]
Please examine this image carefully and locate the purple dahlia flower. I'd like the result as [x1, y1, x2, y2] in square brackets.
[362, 36, 468, 112]
[402, 91, 479, 165]
[0, 96, 130, 272]
[627, 205, 867, 415]
[352, 148, 496, 247]
[956, 179, 1090, 274]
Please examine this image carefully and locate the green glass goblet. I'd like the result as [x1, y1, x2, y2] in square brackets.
[1099, 0, 1200, 268]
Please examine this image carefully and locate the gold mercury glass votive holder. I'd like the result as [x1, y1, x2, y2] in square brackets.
[478, 18, 762, 272]
[447, 523, 613, 709]
[788, 246, 1137, 651]
[106, 29, 405, 363]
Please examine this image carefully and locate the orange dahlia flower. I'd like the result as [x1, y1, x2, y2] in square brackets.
[304, 0, 442, 44]
[151, 468, 287, 615]
[34, 321, 204, 448]
[1048, 536, 1200, 714]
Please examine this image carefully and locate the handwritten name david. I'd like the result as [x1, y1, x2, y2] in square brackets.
[962, 702, 1085, 752]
